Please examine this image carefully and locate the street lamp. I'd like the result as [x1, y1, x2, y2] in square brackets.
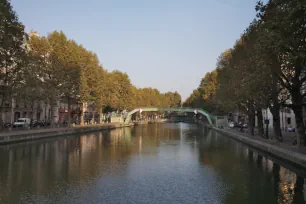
[281, 106, 284, 131]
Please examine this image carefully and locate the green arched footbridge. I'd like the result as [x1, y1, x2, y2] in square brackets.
[124, 108, 216, 126]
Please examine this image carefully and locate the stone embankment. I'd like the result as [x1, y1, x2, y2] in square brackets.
[0, 123, 133, 145]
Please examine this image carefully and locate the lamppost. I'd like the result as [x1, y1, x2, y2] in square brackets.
[281, 106, 284, 131]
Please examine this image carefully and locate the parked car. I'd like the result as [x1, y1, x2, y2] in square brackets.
[31, 120, 45, 127]
[234, 121, 247, 128]
[13, 118, 31, 128]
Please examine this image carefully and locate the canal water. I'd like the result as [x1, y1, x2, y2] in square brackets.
[0, 123, 305, 204]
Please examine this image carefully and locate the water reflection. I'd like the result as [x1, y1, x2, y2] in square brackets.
[0, 123, 304, 204]
[196, 129, 306, 204]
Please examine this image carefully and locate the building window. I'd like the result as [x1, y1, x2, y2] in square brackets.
[4, 103, 9, 107]
[287, 117, 291, 125]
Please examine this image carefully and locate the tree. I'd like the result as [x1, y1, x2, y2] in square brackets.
[47, 31, 81, 125]
[28, 33, 68, 126]
[183, 70, 220, 113]
[237, 21, 274, 138]
[215, 30, 272, 137]
[93, 67, 108, 122]
[0, 0, 27, 126]
[110, 70, 133, 110]
[256, 0, 306, 145]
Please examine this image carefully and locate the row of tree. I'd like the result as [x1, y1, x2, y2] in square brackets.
[184, 0, 306, 146]
[0, 0, 181, 125]
[183, 70, 219, 113]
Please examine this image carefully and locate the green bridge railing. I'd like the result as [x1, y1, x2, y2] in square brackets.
[124, 107, 216, 127]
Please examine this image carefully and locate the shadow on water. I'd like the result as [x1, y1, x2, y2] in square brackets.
[190, 127, 306, 204]
[0, 123, 305, 204]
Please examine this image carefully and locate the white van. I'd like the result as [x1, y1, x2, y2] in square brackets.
[13, 118, 31, 128]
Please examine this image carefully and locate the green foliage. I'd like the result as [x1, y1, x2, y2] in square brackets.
[1, 1, 184, 126]
[129, 87, 181, 109]
[183, 70, 221, 113]
[255, 0, 306, 144]
[185, 0, 305, 143]
[0, 0, 27, 113]
[27, 32, 183, 113]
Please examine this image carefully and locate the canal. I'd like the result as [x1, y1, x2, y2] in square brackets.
[0, 123, 305, 204]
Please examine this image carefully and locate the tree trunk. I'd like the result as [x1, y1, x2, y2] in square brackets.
[80, 102, 85, 126]
[99, 108, 103, 124]
[67, 96, 71, 126]
[92, 112, 95, 124]
[0, 92, 7, 129]
[270, 104, 282, 142]
[256, 108, 264, 138]
[10, 97, 14, 125]
[247, 102, 254, 136]
[50, 99, 54, 127]
[271, 74, 283, 142]
[291, 88, 306, 146]
[0, 107, 3, 129]
[292, 105, 305, 146]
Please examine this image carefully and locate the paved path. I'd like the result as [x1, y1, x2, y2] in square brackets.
[0, 123, 121, 138]
[226, 127, 306, 156]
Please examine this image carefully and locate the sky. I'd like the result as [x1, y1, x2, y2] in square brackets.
[12, 0, 260, 100]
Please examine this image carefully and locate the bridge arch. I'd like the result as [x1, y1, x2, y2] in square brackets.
[124, 107, 215, 126]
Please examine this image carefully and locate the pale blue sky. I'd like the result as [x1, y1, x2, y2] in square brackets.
[12, 0, 259, 100]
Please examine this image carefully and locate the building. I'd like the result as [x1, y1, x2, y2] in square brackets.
[0, 97, 56, 124]
[57, 97, 82, 123]
[230, 107, 297, 130]
[261, 107, 296, 131]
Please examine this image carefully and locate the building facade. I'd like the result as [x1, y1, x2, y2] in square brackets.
[261, 107, 297, 130]
[230, 107, 297, 130]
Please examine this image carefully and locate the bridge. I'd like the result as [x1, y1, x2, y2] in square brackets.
[124, 108, 216, 126]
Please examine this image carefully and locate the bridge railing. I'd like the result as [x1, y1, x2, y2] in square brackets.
[123, 107, 217, 127]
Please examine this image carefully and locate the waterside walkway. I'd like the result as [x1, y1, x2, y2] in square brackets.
[0, 123, 133, 145]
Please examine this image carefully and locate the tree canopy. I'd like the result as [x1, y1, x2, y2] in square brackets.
[0, 0, 183, 127]
[184, 0, 306, 145]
